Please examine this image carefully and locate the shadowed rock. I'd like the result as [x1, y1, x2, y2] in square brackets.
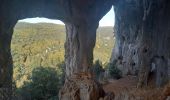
[111, 0, 170, 87]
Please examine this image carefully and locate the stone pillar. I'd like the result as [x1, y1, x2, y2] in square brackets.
[64, 22, 97, 77]
[59, 21, 105, 100]
[59, 0, 112, 99]
[0, 20, 15, 100]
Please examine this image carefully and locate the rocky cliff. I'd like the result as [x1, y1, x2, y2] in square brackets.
[111, 0, 170, 87]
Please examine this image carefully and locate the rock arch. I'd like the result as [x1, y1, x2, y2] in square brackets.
[0, 0, 112, 99]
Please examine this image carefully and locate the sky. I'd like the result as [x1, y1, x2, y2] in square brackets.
[19, 7, 115, 27]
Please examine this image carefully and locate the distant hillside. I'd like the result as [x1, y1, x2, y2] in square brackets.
[12, 22, 114, 87]
[95, 26, 114, 63]
[13, 22, 114, 63]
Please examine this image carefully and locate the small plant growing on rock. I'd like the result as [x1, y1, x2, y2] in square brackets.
[106, 63, 122, 79]
[91, 60, 105, 81]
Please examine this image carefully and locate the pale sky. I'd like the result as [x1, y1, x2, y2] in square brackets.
[19, 7, 115, 27]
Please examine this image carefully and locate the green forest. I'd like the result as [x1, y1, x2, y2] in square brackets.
[11, 22, 115, 100]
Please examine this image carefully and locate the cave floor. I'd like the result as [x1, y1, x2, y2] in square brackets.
[103, 76, 169, 100]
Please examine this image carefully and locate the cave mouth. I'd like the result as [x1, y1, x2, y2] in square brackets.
[94, 6, 115, 64]
[92, 6, 119, 82]
[11, 18, 66, 99]
[10, 13, 116, 98]
[94, 7, 115, 63]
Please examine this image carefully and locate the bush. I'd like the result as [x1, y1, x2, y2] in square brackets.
[56, 62, 65, 85]
[16, 66, 64, 100]
[92, 60, 104, 81]
[106, 63, 122, 79]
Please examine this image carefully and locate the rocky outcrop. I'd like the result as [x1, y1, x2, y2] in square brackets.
[59, 72, 105, 100]
[111, 0, 170, 87]
[160, 83, 170, 100]
[59, 72, 115, 100]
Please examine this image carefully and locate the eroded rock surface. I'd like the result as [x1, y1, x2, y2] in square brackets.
[111, 0, 170, 87]
[59, 72, 105, 100]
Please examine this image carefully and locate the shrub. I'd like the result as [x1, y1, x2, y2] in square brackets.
[92, 60, 105, 81]
[17, 66, 64, 100]
[106, 63, 122, 79]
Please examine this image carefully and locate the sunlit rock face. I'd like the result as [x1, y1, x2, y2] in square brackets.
[111, 0, 170, 87]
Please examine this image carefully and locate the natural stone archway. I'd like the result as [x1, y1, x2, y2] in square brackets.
[59, 0, 113, 99]
[62, 0, 113, 79]
[0, 0, 113, 99]
[0, 0, 67, 99]
[111, 0, 170, 87]
[59, 21, 103, 100]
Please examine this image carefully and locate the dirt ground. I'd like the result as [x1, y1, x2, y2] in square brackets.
[103, 76, 170, 100]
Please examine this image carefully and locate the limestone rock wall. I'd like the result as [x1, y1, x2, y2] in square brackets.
[111, 0, 170, 87]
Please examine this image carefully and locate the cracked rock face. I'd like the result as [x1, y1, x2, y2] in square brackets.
[111, 0, 170, 87]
